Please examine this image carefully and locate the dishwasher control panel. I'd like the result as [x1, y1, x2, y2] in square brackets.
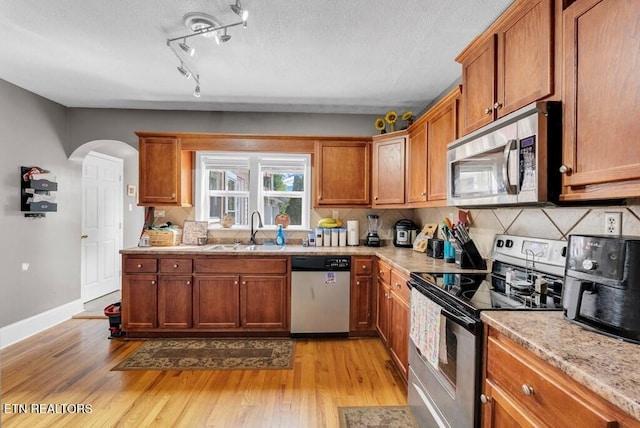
[291, 256, 351, 271]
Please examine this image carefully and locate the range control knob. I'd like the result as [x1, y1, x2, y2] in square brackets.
[582, 259, 598, 271]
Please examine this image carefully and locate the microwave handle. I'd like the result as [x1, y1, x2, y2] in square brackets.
[501, 139, 518, 194]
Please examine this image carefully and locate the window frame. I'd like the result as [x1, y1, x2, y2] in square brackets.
[195, 151, 311, 230]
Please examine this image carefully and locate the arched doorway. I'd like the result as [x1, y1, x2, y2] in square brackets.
[69, 140, 143, 303]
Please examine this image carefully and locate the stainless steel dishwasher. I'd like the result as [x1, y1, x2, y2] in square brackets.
[291, 255, 351, 337]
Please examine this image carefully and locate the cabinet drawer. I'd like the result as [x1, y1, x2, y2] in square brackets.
[486, 331, 621, 427]
[124, 258, 158, 273]
[195, 257, 288, 274]
[377, 260, 391, 284]
[159, 258, 193, 273]
[390, 270, 410, 302]
[354, 257, 373, 276]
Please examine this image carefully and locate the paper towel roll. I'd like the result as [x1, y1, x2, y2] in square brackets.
[347, 220, 359, 246]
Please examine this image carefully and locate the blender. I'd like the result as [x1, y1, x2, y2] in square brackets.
[365, 214, 381, 247]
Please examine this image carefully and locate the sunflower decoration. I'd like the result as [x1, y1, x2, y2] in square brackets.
[374, 118, 386, 134]
[402, 110, 414, 127]
[385, 110, 398, 132]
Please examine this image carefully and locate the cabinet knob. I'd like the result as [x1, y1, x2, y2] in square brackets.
[171, 193, 176, 198]
[374, 196, 379, 200]
[480, 394, 491, 404]
[362, 265, 368, 270]
[186, 280, 191, 285]
[137, 264, 143, 268]
[421, 191, 426, 196]
[521, 384, 534, 396]
[234, 280, 239, 285]
[484, 107, 493, 115]
[173, 264, 179, 268]
[81, 234, 88, 239]
[493, 102, 502, 109]
[559, 164, 572, 174]
[356, 281, 361, 285]
[151, 280, 156, 285]
[242, 281, 246, 285]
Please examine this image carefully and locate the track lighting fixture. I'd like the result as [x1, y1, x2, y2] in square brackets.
[177, 62, 191, 79]
[179, 38, 195, 56]
[166, 1, 250, 97]
[230, 0, 249, 23]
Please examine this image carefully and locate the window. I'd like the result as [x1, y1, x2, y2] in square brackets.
[195, 152, 311, 229]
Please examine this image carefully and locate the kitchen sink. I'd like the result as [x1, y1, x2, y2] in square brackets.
[201, 244, 285, 252]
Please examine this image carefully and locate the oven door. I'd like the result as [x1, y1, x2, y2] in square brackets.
[408, 282, 482, 428]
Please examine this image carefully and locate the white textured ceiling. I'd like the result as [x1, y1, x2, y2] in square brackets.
[0, 0, 512, 114]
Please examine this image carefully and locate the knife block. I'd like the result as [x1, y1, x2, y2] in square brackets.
[453, 240, 486, 270]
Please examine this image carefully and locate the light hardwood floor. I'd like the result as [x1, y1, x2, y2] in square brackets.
[1, 319, 407, 427]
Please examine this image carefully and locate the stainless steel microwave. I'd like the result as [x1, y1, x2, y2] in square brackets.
[447, 101, 562, 207]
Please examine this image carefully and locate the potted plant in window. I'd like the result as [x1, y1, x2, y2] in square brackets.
[274, 205, 290, 229]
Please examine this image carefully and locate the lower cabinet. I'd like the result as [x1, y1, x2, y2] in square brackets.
[482, 327, 637, 427]
[122, 255, 290, 337]
[376, 259, 410, 381]
[350, 256, 376, 334]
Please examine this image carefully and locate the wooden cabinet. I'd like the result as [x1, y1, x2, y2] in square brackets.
[314, 140, 371, 207]
[482, 327, 637, 427]
[137, 135, 193, 207]
[122, 257, 158, 330]
[560, 0, 640, 201]
[375, 259, 410, 381]
[372, 131, 407, 206]
[406, 118, 428, 204]
[457, 0, 554, 135]
[350, 257, 376, 334]
[121, 254, 290, 337]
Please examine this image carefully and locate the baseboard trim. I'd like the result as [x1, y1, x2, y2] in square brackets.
[0, 299, 84, 349]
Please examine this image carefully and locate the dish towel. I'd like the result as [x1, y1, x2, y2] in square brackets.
[410, 288, 446, 370]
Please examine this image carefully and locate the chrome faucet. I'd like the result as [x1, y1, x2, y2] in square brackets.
[249, 211, 263, 245]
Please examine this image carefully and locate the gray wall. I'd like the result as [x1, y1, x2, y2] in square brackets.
[1, 80, 81, 327]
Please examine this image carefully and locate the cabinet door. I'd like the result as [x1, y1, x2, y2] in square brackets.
[562, 0, 640, 199]
[461, 36, 497, 135]
[138, 137, 180, 205]
[241, 275, 288, 329]
[427, 91, 459, 202]
[389, 290, 409, 381]
[372, 135, 406, 206]
[350, 275, 373, 331]
[122, 274, 157, 329]
[481, 380, 546, 428]
[193, 275, 240, 329]
[315, 140, 370, 206]
[407, 121, 428, 204]
[496, 0, 553, 118]
[376, 280, 391, 346]
[158, 275, 192, 329]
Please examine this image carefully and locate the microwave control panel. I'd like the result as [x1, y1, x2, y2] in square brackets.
[519, 135, 536, 191]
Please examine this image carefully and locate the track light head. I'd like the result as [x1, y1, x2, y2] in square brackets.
[231, 1, 248, 23]
[215, 29, 231, 45]
[179, 39, 195, 56]
[177, 63, 191, 79]
[194, 84, 201, 97]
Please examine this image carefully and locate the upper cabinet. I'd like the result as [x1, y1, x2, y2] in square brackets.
[406, 86, 461, 207]
[138, 135, 193, 207]
[314, 139, 371, 207]
[372, 131, 407, 207]
[560, 0, 640, 201]
[457, 0, 555, 135]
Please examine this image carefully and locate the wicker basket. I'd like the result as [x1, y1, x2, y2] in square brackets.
[147, 229, 182, 246]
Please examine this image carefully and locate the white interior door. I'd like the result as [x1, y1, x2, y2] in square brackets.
[82, 152, 123, 303]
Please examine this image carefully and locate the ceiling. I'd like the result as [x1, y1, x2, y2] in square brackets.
[0, 0, 512, 115]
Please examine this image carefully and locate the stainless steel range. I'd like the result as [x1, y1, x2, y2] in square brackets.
[407, 234, 567, 428]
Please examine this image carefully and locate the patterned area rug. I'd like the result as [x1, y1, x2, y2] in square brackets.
[112, 339, 295, 371]
[338, 406, 418, 428]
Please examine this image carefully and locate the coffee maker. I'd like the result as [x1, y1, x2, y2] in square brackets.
[365, 214, 381, 247]
[563, 234, 640, 343]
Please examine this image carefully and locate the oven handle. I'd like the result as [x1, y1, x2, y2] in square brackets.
[501, 139, 517, 194]
[410, 280, 481, 335]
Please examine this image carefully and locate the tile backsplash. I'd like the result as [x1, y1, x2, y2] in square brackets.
[155, 200, 640, 254]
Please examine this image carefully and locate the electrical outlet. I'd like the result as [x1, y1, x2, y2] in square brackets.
[604, 212, 621, 235]
[332, 210, 339, 220]
[155, 210, 165, 218]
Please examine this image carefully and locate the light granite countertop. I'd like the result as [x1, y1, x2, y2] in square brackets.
[481, 311, 640, 423]
[120, 244, 490, 276]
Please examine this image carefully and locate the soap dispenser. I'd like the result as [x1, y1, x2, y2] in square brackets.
[276, 224, 286, 246]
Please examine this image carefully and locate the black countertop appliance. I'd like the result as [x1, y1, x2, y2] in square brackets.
[393, 219, 418, 247]
[563, 234, 640, 344]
